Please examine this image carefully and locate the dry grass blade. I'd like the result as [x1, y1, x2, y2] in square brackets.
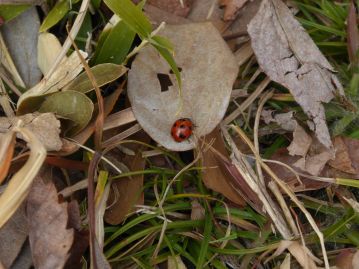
[44, 0, 90, 79]
[0, 33, 25, 89]
[0, 125, 46, 229]
[0, 131, 15, 184]
[231, 125, 330, 269]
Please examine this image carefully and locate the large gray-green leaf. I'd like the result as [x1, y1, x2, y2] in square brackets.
[63, 63, 127, 93]
[1, 7, 42, 88]
[128, 23, 238, 151]
[39, 91, 94, 136]
[248, 0, 345, 150]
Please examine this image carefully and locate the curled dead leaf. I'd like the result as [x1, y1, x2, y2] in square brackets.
[248, 0, 345, 150]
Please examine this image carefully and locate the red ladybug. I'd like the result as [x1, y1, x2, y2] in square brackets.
[171, 118, 193, 142]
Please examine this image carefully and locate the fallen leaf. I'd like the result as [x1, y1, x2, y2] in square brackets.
[329, 136, 357, 174]
[265, 240, 320, 269]
[294, 150, 332, 176]
[219, 0, 248, 21]
[104, 132, 149, 224]
[248, 0, 345, 150]
[287, 124, 312, 157]
[336, 248, 359, 269]
[64, 201, 89, 269]
[187, 0, 226, 31]
[267, 148, 329, 191]
[347, 0, 359, 65]
[27, 169, 74, 269]
[226, 0, 262, 36]
[128, 22, 238, 151]
[38, 91, 94, 136]
[146, 0, 193, 17]
[201, 127, 246, 206]
[143, 3, 190, 26]
[0, 203, 28, 268]
[0, 113, 62, 151]
[329, 136, 359, 176]
[1, 7, 42, 88]
[17, 47, 87, 114]
[10, 240, 33, 269]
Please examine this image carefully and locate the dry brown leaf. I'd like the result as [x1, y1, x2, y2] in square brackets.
[219, 0, 248, 21]
[225, 0, 262, 36]
[65, 201, 89, 269]
[347, 1, 359, 65]
[146, 0, 193, 17]
[267, 148, 329, 191]
[128, 22, 238, 151]
[336, 248, 359, 269]
[0, 113, 62, 151]
[329, 136, 359, 175]
[10, 240, 33, 269]
[201, 127, 246, 206]
[287, 124, 312, 157]
[104, 132, 149, 224]
[266, 240, 320, 269]
[143, 4, 190, 26]
[0, 203, 28, 268]
[248, 0, 345, 150]
[27, 170, 74, 269]
[187, 0, 226, 31]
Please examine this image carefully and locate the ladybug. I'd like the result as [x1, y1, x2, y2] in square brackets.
[171, 118, 193, 142]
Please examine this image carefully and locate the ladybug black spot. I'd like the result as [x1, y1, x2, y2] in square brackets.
[180, 124, 186, 129]
[179, 133, 186, 139]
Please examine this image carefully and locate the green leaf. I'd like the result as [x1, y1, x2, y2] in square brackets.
[39, 0, 80, 32]
[75, 11, 92, 50]
[93, 20, 136, 64]
[151, 38, 182, 89]
[63, 63, 127, 93]
[91, 0, 102, 9]
[150, 35, 174, 52]
[0, 5, 30, 22]
[39, 90, 94, 135]
[103, 0, 152, 39]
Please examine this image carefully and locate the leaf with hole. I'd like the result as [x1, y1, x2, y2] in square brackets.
[128, 22, 238, 151]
